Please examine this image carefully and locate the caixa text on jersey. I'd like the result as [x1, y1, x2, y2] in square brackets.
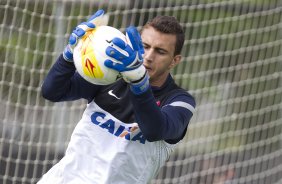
[91, 112, 146, 144]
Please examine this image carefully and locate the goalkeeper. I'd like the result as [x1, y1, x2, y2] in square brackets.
[39, 9, 196, 184]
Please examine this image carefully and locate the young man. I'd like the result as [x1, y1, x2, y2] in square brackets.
[39, 9, 195, 184]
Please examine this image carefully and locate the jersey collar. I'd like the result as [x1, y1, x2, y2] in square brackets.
[151, 74, 174, 93]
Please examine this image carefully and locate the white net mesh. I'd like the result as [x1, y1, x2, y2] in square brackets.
[0, 0, 281, 183]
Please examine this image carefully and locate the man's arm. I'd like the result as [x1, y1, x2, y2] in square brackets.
[41, 54, 100, 102]
[131, 90, 195, 143]
[42, 10, 106, 102]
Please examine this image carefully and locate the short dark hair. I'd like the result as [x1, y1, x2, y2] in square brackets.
[142, 16, 185, 56]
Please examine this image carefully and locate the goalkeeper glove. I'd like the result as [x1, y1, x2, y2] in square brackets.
[104, 26, 149, 95]
[63, 9, 107, 62]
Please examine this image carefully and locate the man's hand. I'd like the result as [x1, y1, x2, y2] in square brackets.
[63, 9, 106, 62]
[104, 26, 149, 95]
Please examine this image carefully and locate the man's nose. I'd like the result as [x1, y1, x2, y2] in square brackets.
[144, 49, 154, 62]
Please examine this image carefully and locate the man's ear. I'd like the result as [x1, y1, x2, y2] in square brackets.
[169, 55, 182, 69]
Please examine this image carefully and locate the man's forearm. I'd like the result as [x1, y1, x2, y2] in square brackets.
[130, 90, 193, 142]
[41, 54, 76, 102]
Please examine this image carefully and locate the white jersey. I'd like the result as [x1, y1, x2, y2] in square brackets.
[38, 101, 176, 184]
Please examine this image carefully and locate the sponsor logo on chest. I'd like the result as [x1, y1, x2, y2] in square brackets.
[90, 112, 146, 144]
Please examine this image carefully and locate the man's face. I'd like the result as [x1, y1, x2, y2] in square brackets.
[141, 26, 181, 87]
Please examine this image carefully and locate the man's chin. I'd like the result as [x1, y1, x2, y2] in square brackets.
[146, 70, 153, 76]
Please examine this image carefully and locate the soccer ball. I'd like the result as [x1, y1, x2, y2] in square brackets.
[73, 26, 125, 85]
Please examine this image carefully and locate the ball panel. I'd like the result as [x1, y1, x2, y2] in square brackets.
[81, 52, 104, 79]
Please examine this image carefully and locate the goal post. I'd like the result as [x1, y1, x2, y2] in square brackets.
[0, 0, 281, 183]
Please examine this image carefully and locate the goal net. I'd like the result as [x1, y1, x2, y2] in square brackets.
[0, 0, 281, 183]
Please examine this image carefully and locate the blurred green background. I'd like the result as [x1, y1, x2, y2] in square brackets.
[0, 0, 281, 183]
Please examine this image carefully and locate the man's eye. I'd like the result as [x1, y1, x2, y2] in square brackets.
[158, 50, 166, 55]
[143, 44, 149, 49]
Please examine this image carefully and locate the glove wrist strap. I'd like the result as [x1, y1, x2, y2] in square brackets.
[63, 45, 74, 62]
[129, 72, 150, 95]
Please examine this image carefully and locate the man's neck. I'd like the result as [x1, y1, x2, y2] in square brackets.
[149, 73, 170, 88]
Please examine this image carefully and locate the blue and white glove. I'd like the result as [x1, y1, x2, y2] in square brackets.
[63, 9, 106, 62]
[104, 26, 149, 95]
